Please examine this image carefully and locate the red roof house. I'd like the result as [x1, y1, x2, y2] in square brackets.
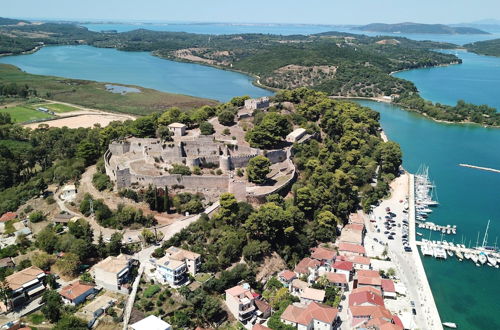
[281, 302, 339, 328]
[338, 243, 366, 256]
[0, 212, 17, 223]
[381, 279, 397, 299]
[310, 246, 337, 264]
[348, 291, 385, 307]
[294, 257, 321, 275]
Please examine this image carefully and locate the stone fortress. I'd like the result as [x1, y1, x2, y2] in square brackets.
[104, 115, 294, 201]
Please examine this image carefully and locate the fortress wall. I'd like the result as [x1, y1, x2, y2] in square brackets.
[123, 172, 229, 191]
[183, 141, 220, 157]
[109, 142, 130, 155]
[116, 168, 132, 189]
[229, 154, 258, 168]
[264, 150, 287, 164]
[182, 176, 229, 190]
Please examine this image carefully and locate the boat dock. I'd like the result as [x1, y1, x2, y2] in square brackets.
[459, 163, 500, 174]
[416, 240, 499, 267]
[417, 222, 457, 235]
[409, 174, 444, 330]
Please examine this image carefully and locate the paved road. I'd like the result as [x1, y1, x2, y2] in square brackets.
[368, 173, 442, 330]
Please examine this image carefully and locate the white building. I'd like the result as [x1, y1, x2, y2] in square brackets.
[60, 184, 77, 201]
[168, 122, 187, 136]
[225, 285, 256, 323]
[244, 97, 270, 110]
[92, 254, 132, 293]
[286, 128, 307, 143]
[164, 246, 201, 275]
[131, 315, 172, 330]
[154, 257, 187, 286]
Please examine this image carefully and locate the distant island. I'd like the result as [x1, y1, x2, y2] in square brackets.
[357, 22, 489, 35]
[465, 38, 500, 57]
[0, 17, 30, 26]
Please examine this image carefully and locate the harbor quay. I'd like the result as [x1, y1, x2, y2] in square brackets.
[367, 172, 443, 330]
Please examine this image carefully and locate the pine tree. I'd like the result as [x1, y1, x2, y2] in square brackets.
[164, 186, 170, 213]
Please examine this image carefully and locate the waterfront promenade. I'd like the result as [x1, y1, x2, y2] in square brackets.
[408, 174, 443, 329]
[368, 173, 442, 329]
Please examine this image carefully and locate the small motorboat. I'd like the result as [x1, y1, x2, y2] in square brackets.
[443, 322, 457, 328]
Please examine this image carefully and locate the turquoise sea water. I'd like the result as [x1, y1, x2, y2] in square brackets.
[354, 101, 500, 330]
[82, 22, 500, 45]
[395, 50, 500, 110]
[0, 45, 272, 102]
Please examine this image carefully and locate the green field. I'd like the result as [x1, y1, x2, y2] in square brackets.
[35, 103, 79, 113]
[0, 105, 54, 123]
[0, 64, 218, 115]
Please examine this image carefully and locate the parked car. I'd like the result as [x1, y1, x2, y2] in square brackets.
[412, 308, 417, 315]
[388, 236, 394, 240]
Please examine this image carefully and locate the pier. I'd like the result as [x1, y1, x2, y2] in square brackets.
[416, 240, 499, 267]
[459, 163, 500, 174]
[417, 222, 457, 235]
[409, 174, 443, 330]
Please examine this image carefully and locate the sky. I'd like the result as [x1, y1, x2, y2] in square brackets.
[3, 0, 500, 25]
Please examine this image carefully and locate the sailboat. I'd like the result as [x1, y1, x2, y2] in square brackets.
[478, 252, 488, 265]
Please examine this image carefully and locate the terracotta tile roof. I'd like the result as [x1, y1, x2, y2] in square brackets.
[94, 254, 130, 274]
[332, 260, 353, 272]
[357, 270, 380, 278]
[301, 287, 325, 302]
[6, 266, 44, 290]
[348, 291, 384, 307]
[357, 276, 382, 287]
[281, 302, 338, 325]
[325, 272, 348, 284]
[291, 279, 308, 290]
[352, 286, 383, 296]
[278, 270, 296, 281]
[349, 305, 393, 320]
[310, 246, 336, 261]
[379, 323, 404, 330]
[0, 212, 17, 222]
[294, 257, 321, 274]
[381, 279, 396, 293]
[254, 299, 271, 313]
[338, 229, 363, 245]
[60, 282, 94, 301]
[338, 243, 366, 255]
[252, 325, 271, 330]
[344, 223, 365, 232]
[225, 285, 247, 297]
[340, 255, 371, 265]
[166, 246, 200, 261]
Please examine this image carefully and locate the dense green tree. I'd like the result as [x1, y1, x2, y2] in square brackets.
[53, 315, 87, 330]
[247, 155, 271, 184]
[41, 290, 63, 322]
[217, 110, 235, 126]
[199, 121, 215, 135]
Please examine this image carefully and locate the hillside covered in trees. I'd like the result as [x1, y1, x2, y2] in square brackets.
[465, 38, 500, 57]
[357, 22, 489, 35]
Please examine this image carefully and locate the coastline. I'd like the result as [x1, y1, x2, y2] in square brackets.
[367, 172, 443, 330]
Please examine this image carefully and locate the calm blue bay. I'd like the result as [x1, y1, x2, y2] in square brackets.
[0, 45, 272, 102]
[356, 100, 500, 330]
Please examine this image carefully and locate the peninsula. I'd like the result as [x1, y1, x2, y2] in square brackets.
[357, 22, 489, 35]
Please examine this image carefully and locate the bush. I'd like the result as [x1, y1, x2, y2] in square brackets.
[143, 284, 161, 298]
[218, 110, 235, 126]
[29, 211, 45, 223]
[199, 122, 215, 135]
[92, 172, 112, 191]
[170, 164, 191, 176]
